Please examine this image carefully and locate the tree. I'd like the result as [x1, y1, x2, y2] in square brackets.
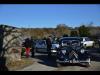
[70, 30, 78, 37]
[63, 34, 69, 37]
[78, 25, 90, 37]
[56, 24, 70, 37]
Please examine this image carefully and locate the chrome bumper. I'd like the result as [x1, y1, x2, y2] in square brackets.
[56, 59, 90, 63]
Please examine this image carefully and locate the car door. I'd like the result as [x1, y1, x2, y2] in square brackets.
[84, 37, 93, 47]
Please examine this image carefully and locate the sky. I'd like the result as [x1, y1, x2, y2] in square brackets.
[0, 4, 100, 28]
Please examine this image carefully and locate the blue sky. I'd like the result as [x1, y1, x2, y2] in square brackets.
[0, 4, 100, 28]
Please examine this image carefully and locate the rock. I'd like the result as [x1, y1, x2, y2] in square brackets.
[0, 25, 24, 62]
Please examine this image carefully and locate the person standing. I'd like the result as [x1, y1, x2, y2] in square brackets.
[98, 39, 100, 48]
[23, 38, 32, 58]
[46, 36, 52, 57]
[30, 37, 35, 58]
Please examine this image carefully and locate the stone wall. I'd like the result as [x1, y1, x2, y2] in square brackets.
[0, 25, 24, 61]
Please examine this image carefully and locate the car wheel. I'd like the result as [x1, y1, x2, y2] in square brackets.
[85, 62, 90, 67]
[85, 58, 91, 67]
[92, 43, 95, 48]
[84, 44, 87, 49]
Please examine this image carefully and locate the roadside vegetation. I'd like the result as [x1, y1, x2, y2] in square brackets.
[0, 22, 100, 71]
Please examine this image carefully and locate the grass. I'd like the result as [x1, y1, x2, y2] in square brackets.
[6, 58, 34, 71]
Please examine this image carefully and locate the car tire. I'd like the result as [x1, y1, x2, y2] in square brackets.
[85, 62, 90, 67]
[92, 43, 95, 48]
[85, 58, 91, 67]
[84, 44, 87, 49]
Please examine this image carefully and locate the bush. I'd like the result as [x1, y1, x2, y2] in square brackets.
[6, 58, 34, 71]
[70, 30, 78, 37]
[78, 25, 90, 37]
[21, 48, 25, 56]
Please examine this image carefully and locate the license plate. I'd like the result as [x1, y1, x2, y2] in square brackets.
[69, 59, 78, 63]
[70, 60, 72, 63]
[72, 59, 76, 63]
[72, 59, 78, 63]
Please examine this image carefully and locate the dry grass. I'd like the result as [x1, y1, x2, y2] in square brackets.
[7, 58, 34, 71]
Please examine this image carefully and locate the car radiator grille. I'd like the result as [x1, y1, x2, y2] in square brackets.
[68, 50, 78, 59]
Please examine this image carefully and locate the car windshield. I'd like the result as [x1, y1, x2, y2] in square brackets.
[38, 40, 46, 45]
[72, 40, 80, 44]
[60, 46, 71, 50]
[62, 40, 69, 43]
[52, 40, 59, 44]
[62, 40, 70, 46]
[60, 37, 81, 46]
[61, 38, 81, 42]
[71, 40, 81, 47]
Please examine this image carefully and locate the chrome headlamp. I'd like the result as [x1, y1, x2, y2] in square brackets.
[80, 49, 85, 53]
[61, 50, 66, 54]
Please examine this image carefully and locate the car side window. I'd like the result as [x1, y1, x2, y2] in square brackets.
[40, 41, 45, 45]
[85, 38, 90, 41]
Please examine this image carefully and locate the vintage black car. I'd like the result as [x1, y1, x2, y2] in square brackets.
[56, 37, 91, 67]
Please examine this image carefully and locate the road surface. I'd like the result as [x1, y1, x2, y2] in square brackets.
[17, 48, 100, 71]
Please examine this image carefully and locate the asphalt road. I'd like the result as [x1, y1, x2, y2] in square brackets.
[17, 48, 100, 71]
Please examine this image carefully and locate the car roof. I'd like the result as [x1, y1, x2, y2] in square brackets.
[80, 37, 88, 38]
[59, 37, 81, 41]
[60, 37, 79, 39]
[80, 37, 89, 39]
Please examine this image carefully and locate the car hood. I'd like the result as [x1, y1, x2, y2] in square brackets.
[60, 45, 82, 51]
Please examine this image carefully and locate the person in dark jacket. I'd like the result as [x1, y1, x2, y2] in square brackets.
[23, 38, 32, 58]
[46, 36, 52, 57]
[30, 37, 35, 58]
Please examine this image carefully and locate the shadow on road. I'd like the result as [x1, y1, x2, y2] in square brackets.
[89, 48, 100, 62]
[61, 63, 90, 67]
[34, 54, 57, 67]
[90, 54, 100, 62]
[91, 57, 100, 62]
[33, 47, 100, 68]
[0, 57, 9, 71]
[34, 54, 89, 68]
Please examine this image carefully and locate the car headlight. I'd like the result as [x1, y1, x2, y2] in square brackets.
[62, 50, 66, 54]
[51, 50, 57, 52]
[80, 49, 85, 53]
[51, 47, 56, 49]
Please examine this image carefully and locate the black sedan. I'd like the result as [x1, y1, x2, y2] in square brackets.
[56, 37, 91, 67]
